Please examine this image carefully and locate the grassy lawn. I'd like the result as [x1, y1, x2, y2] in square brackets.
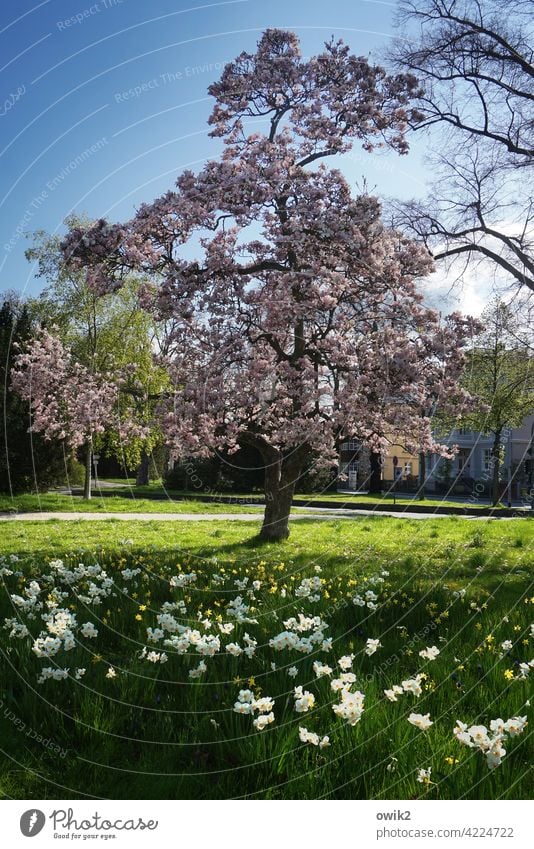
[0, 516, 532, 800]
[0, 492, 264, 514]
[112, 479, 515, 508]
[0, 487, 516, 515]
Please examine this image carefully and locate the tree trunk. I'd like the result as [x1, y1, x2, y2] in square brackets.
[135, 451, 150, 486]
[83, 441, 92, 500]
[259, 456, 297, 542]
[418, 452, 426, 500]
[368, 451, 382, 494]
[491, 429, 502, 507]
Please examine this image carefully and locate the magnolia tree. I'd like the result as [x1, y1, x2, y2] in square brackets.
[62, 29, 477, 539]
[11, 329, 132, 499]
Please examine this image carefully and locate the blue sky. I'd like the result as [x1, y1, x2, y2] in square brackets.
[0, 0, 440, 302]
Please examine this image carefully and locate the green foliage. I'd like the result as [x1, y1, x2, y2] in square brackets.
[462, 301, 534, 435]
[26, 221, 170, 475]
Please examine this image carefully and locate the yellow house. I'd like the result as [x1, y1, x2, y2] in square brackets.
[382, 444, 420, 483]
[339, 439, 420, 490]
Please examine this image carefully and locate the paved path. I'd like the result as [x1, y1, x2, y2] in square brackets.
[0, 509, 508, 521]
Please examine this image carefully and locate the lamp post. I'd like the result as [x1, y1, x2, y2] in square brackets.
[506, 429, 512, 509]
[93, 453, 100, 490]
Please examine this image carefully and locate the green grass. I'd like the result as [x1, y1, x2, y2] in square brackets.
[118, 479, 515, 508]
[0, 517, 532, 800]
[0, 492, 264, 514]
[0, 486, 516, 516]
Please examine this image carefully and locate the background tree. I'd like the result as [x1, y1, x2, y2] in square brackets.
[461, 299, 534, 505]
[10, 329, 127, 499]
[388, 0, 534, 293]
[62, 29, 477, 540]
[27, 222, 169, 487]
[0, 296, 67, 495]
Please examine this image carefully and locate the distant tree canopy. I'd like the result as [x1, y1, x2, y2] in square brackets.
[389, 0, 534, 294]
[25, 221, 170, 492]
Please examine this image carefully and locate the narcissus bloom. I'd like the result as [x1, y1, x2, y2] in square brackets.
[419, 646, 440, 661]
[365, 638, 382, 656]
[408, 713, 433, 731]
[416, 767, 432, 785]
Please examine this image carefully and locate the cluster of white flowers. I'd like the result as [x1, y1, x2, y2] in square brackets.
[402, 675, 424, 695]
[32, 635, 63, 658]
[121, 567, 141, 581]
[352, 589, 380, 611]
[163, 628, 221, 657]
[3, 561, 125, 680]
[139, 647, 168, 663]
[210, 573, 226, 587]
[283, 614, 326, 633]
[233, 689, 255, 714]
[454, 716, 528, 769]
[80, 621, 98, 639]
[332, 688, 365, 726]
[299, 726, 330, 748]
[3, 618, 29, 639]
[338, 654, 354, 671]
[253, 712, 275, 731]
[288, 666, 298, 678]
[384, 684, 405, 702]
[331, 672, 357, 692]
[408, 712, 433, 731]
[365, 638, 382, 656]
[226, 642, 243, 657]
[293, 685, 316, 713]
[78, 572, 114, 606]
[157, 612, 181, 633]
[418, 646, 440, 661]
[10, 580, 43, 618]
[37, 666, 70, 683]
[517, 659, 534, 679]
[269, 625, 328, 655]
[384, 674, 424, 702]
[295, 575, 322, 602]
[243, 632, 258, 658]
[170, 572, 197, 588]
[218, 622, 234, 635]
[0, 559, 14, 577]
[226, 595, 257, 623]
[313, 661, 333, 678]
[233, 689, 275, 731]
[188, 660, 207, 679]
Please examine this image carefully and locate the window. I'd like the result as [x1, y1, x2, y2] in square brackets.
[458, 448, 471, 471]
[404, 462, 412, 476]
[483, 449, 492, 472]
[341, 441, 359, 451]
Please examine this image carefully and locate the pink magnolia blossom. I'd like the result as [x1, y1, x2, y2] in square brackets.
[11, 329, 121, 451]
[61, 29, 478, 539]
